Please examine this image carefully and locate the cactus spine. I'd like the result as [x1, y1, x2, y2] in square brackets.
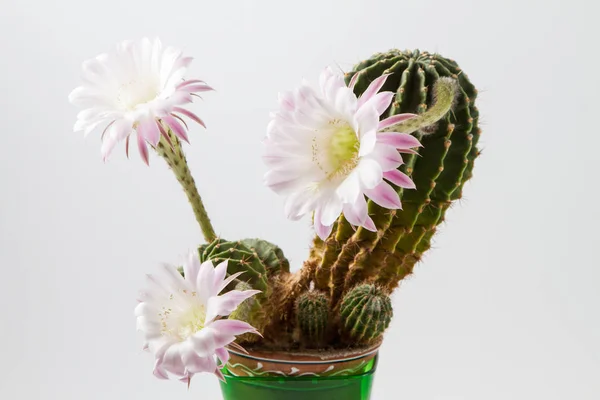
[340, 284, 393, 345]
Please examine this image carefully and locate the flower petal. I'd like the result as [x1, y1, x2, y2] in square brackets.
[320, 196, 343, 226]
[137, 132, 150, 165]
[361, 91, 394, 116]
[357, 158, 383, 189]
[342, 194, 368, 226]
[336, 170, 361, 204]
[314, 208, 334, 240]
[183, 251, 201, 284]
[377, 132, 422, 150]
[215, 347, 230, 366]
[196, 260, 216, 303]
[383, 169, 416, 189]
[378, 113, 418, 130]
[364, 181, 402, 209]
[173, 107, 206, 128]
[137, 117, 161, 147]
[368, 144, 404, 171]
[357, 74, 390, 108]
[162, 115, 189, 143]
[205, 290, 261, 322]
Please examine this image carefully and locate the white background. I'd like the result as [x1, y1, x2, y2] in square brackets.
[0, 0, 598, 399]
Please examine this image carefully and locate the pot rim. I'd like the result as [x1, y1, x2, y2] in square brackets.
[227, 340, 382, 365]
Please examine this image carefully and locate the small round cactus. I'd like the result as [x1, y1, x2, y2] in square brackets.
[295, 290, 330, 346]
[340, 284, 393, 345]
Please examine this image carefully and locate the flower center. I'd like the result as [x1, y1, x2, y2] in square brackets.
[116, 79, 159, 110]
[159, 289, 206, 340]
[177, 304, 207, 339]
[314, 120, 359, 179]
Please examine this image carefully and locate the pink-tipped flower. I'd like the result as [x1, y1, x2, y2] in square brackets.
[135, 252, 261, 383]
[69, 37, 212, 164]
[264, 67, 422, 240]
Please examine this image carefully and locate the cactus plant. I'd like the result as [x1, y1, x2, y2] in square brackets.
[340, 284, 393, 345]
[295, 289, 330, 347]
[257, 49, 480, 348]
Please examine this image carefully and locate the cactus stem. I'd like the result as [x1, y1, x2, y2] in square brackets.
[155, 130, 217, 243]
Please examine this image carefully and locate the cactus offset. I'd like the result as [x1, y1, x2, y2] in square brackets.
[340, 284, 393, 345]
[295, 290, 330, 347]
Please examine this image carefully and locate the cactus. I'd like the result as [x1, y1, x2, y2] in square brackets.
[295, 290, 330, 347]
[269, 49, 480, 348]
[344, 50, 480, 292]
[198, 237, 289, 292]
[199, 238, 268, 291]
[340, 284, 393, 345]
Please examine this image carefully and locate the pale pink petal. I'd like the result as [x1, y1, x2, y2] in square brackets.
[320, 196, 344, 226]
[363, 216, 377, 232]
[180, 341, 217, 374]
[355, 105, 379, 141]
[399, 148, 420, 155]
[377, 132, 422, 150]
[217, 271, 245, 294]
[215, 347, 230, 366]
[183, 251, 201, 284]
[336, 170, 361, 204]
[369, 144, 404, 171]
[314, 208, 334, 240]
[359, 131, 377, 157]
[191, 320, 258, 357]
[357, 158, 383, 189]
[383, 169, 416, 189]
[181, 84, 214, 93]
[213, 261, 228, 289]
[137, 132, 150, 165]
[278, 91, 295, 112]
[205, 290, 261, 322]
[172, 114, 189, 131]
[378, 113, 418, 130]
[357, 74, 390, 108]
[191, 328, 219, 357]
[173, 107, 206, 128]
[342, 193, 369, 227]
[176, 79, 206, 89]
[196, 260, 216, 303]
[215, 367, 226, 382]
[101, 119, 132, 160]
[161, 345, 186, 377]
[153, 359, 169, 380]
[361, 91, 394, 116]
[209, 319, 260, 338]
[101, 135, 118, 161]
[137, 117, 161, 146]
[157, 121, 174, 149]
[162, 115, 189, 143]
[364, 181, 402, 209]
[348, 72, 359, 89]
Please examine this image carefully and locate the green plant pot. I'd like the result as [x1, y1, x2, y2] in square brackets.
[219, 344, 379, 400]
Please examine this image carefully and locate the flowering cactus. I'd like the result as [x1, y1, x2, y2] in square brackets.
[71, 41, 480, 383]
